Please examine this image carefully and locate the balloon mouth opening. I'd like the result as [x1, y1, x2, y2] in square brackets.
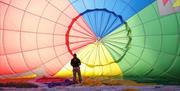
[66, 9, 132, 65]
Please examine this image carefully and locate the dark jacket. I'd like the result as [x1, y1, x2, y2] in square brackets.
[71, 57, 81, 67]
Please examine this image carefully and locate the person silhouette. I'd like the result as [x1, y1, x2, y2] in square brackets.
[70, 53, 82, 83]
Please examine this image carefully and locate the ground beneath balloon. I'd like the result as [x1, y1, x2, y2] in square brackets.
[0, 77, 180, 91]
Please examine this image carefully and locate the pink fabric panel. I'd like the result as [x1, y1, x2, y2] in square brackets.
[22, 13, 40, 32]
[26, 0, 47, 15]
[0, 55, 14, 74]
[4, 31, 21, 53]
[38, 19, 55, 34]
[42, 4, 60, 21]
[44, 58, 62, 75]
[7, 53, 29, 73]
[11, 0, 30, 10]
[49, 0, 70, 11]
[23, 50, 41, 69]
[38, 47, 56, 63]
[4, 7, 23, 31]
[37, 34, 53, 48]
[21, 33, 37, 51]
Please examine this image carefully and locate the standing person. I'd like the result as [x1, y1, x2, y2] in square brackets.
[70, 53, 82, 83]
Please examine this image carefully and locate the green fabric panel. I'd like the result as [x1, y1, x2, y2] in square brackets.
[178, 45, 180, 55]
[141, 49, 160, 65]
[161, 35, 179, 54]
[122, 53, 139, 66]
[102, 19, 133, 62]
[160, 14, 179, 35]
[103, 42, 125, 61]
[145, 36, 162, 50]
[130, 25, 145, 36]
[138, 4, 158, 23]
[131, 37, 145, 47]
[126, 60, 152, 76]
[119, 2, 180, 80]
[144, 53, 175, 76]
[127, 14, 142, 27]
[121, 46, 143, 74]
[128, 45, 144, 57]
[166, 56, 180, 78]
[177, 13, 180, 29]
[144, 20, 162, 35]
[119, 59, 131, 72]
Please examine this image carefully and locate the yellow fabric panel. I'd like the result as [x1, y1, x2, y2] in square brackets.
[173, 0, 180, 7]
[55, 43, 123, 77]
[15, 74, 37, 79]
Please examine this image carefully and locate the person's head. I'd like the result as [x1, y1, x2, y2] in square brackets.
[73, 53, 77, 58]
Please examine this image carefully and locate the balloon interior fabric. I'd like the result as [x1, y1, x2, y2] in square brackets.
[0, 0, 180, 81]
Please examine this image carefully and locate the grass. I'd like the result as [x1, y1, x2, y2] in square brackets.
[0, 78, 39, 88]
[123, 88, 139, 91]
[0, 82, 38, 88]
[80, 77, 145, 86]
[0, 76, 156, 88]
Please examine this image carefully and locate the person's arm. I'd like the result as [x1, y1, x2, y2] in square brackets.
[70, 59, 73, 66]
[78, 58, 81, 66]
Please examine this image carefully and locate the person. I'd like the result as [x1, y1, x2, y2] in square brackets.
[70, 53, 82, 83]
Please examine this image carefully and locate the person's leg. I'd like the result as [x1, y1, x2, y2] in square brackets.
[73, 68, 76, 83]
[77, 67, 82, 83]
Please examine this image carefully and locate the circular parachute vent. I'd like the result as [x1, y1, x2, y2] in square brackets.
[0, 0, 180, 80]
[66, 9, 131, 66]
